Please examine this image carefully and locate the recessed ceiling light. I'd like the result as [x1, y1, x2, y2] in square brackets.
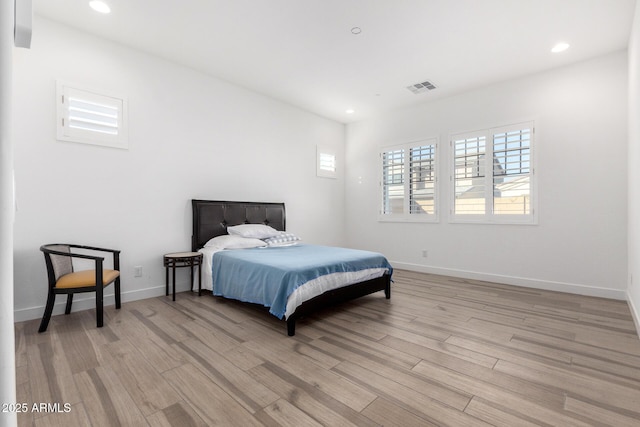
[351, 27, 362, 35]
[89, 1, 111, 14]
[551, 42, 570, 53]
[345, 109, 355, 114]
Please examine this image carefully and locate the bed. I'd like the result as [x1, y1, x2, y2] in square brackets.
[191, 199, 392, 336]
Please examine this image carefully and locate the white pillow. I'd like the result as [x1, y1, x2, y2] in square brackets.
[203, 235, 266, 249]
[227, 224, 281, 239]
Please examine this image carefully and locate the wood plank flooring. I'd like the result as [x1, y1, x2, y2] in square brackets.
[14, 270, 640, 426]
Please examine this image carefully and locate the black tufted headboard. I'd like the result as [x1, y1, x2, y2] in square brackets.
[191, 200, 286, 251]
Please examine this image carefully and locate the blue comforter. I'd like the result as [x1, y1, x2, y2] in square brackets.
[211, 244, 393, 319]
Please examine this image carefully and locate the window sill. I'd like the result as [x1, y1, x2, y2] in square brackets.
[378, 216, 439, 223]
[449, 216, 537, 225]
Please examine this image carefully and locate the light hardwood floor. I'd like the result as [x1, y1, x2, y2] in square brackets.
[14, 270, 640, 426]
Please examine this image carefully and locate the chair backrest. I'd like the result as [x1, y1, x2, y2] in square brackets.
[42, 244, 73, 282]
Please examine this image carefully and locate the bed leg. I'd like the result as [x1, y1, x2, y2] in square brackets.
[385, 278, 391, 299]
[287, 319, 296, 336]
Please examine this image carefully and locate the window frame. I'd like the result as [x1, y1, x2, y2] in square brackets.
[450, 121, 536, 225]
[56, 80, 129, 150]
[379, 138, 438, 223]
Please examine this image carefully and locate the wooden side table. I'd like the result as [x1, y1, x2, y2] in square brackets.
[163, 251, 203, 301]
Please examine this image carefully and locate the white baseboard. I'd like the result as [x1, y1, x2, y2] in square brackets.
[13, 285, 170, 323]
[391, 261, 628, 301]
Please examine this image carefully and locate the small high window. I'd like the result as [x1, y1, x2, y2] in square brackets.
[317, 146, 337, 178]
[56, 81, 128, 149]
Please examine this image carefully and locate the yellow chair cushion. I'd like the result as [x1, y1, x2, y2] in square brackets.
[56, 270, 120, 289]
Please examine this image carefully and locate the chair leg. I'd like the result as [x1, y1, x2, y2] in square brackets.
[38, 292, 56, 333]
[65, 294, 74, 314]
[115, 277, 121, 309]
[96, 286, 104, 328]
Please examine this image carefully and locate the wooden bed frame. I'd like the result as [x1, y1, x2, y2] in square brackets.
[191, 199, 391, 336]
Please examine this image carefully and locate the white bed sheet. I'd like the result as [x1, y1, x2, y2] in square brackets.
[197, 246, 388, 319]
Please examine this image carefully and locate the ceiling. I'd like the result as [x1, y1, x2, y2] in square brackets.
[33, 0, 636, 124]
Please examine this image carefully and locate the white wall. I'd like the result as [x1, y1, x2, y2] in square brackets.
[345, 51, 628, 298]
[628, 0, 640, 329]
[1, 0, 16, 425]
[13, 17, 346, 321]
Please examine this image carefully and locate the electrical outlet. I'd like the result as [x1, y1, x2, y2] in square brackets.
[422, 250, 428, 258]
[134, 266, 143, 277]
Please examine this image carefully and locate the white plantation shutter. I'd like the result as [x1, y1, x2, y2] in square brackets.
[380, 138, 437, 221]
[57, 81, 128, 149]
[382, 148, 404, 215]
[492, 126, 532, 215]
[319, 152, 336, 173]
[409, 145, 436, 215]
[317, 146, 337, 178]
[453, 133, 487, 215]
[451, 121, 535, 223]
[67, 95, 119, 135]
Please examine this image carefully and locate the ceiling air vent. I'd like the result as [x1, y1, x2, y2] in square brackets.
[407, 80, 437, 94]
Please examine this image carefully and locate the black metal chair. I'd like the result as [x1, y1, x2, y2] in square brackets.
[39, 244, 121, 332]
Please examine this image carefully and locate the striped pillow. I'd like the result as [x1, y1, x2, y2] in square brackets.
[263, 233, 301, 247]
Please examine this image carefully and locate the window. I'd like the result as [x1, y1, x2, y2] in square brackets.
[380, 138, 437, 221]
[56, 81, 128, 149]
[451, 121, 534, 223]
[381, 148, 404, 215]
[317, 146, 336, 178]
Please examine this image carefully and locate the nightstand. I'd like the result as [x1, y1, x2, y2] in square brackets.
[163, 251, 203, 301]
